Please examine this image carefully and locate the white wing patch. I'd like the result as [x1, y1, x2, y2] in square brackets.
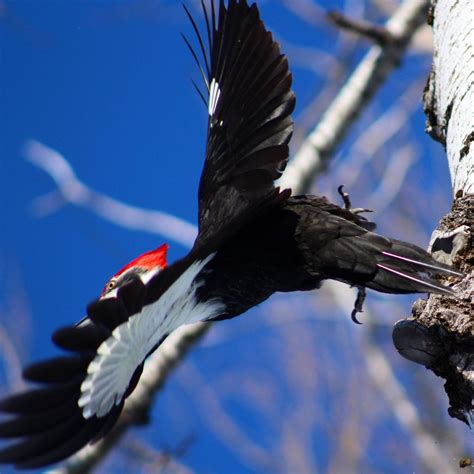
[78, 254, 224, 419]
[208, 78, 221, 117]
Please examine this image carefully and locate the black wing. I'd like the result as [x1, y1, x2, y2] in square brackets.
[0, 279, 147, 469]
[185, 0, 296, 247]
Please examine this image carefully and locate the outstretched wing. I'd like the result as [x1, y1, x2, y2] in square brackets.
[0, 252, 223, 469]
[0, 280, 147, 469]
[185, 0, 296, 246]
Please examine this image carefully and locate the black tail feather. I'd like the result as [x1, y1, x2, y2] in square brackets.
[367, 239, 463, 295]
[381, 249, 464, 277]
[291, 196, 463, 297]
[376, 263, 456, 295]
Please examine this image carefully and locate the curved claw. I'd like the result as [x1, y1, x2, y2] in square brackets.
[350, 286, 366, 325]
[338, 185, 373, 216]
[337, 184, 351, 211]
[351, 308, 363, 325]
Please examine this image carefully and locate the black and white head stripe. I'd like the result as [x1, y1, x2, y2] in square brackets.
[100, 263, 162, 300]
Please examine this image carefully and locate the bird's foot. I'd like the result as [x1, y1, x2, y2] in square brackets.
[351, 286, 366, 324]
[337, 185, 373, 215]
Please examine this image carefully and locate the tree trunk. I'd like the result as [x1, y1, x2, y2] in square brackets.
[392, 0, 473, 426]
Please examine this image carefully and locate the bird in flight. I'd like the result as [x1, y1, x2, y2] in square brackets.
[0, 0, 463, 469]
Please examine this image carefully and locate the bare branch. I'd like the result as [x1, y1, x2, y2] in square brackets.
[324, 281, 456, 474]
[24, 140, 198, 249]
[327, 10, 395, 46]
[279, 0, 430, 194]
[333, 78, 423, 190]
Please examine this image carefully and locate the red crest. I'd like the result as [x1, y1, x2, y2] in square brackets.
[113, 243, 169, 278]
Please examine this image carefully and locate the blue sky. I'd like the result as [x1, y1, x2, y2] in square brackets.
[0, 1, 468, 473]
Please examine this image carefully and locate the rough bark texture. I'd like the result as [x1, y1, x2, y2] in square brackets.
[393, 0, 473, 427]
[393, 195, 473, 425]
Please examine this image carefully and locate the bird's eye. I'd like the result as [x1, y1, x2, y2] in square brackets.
[106, 280, 116, 291]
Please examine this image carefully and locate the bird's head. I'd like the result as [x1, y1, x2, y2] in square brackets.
[100, 243, 169, 298]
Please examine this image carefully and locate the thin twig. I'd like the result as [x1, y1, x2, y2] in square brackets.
[0, 323, 25, 392]
[333, 78, 424, 190]
[279, 0, 430, 194]
[327, 10, 395, 46]
[24, 140, 198, 249]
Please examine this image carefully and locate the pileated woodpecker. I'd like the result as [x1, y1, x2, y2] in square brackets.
[0, 0, 463, 469]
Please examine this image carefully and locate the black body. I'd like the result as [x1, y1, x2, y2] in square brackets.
[0, 0, 462, 469]
[200, 195, 460, 320]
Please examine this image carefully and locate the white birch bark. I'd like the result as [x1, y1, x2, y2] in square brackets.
[393, 0, 473, 428]
[423, 0, 473, 194]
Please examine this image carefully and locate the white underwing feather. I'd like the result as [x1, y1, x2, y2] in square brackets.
[78, 254, 224, 419]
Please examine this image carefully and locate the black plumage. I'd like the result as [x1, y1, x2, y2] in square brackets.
[0, 0, 463, 469]
[198, 195, 462, 321]
[0, 277, 143, 468]
[188, 0, 294, 248]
